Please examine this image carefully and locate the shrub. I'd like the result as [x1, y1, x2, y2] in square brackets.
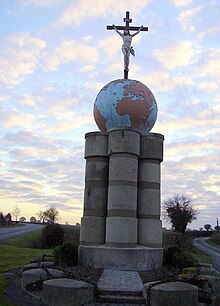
[164, 244, 197, 269]
[42, 224, 64, 248]
[172, 252, 197, 269]
[163, 245, 182, 266]
[211, 232, 220, 245]
[53, 243, 78, 266]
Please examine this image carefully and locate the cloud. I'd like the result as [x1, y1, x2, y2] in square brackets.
[177, 5, 203, 32]
[170, 0, 192, 7]
[42, 40, 99, 72]
[162, 151, 220, 228]
[0, 128, 85, 217]
[196, 81, 218, 93]
[195, 50, 220, 81]
[55, 0, 149, 27]
[19, 0, 60, 7]
[98, 36, 121, 59]
[197, 21, 220, 40]
[153, 41, 194, 70]
[0, 33, 46, 86]
[18, 94, 36, 107]
[140, 70, 194, 92]
[0, 108, 35, 129]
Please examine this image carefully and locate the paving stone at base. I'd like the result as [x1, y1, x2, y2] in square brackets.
[21, 268, 65, 289]
[143, 281, 198, 306]
[23, 262, 55, 271]
[98, 270, 143, 292]
[97, 270, 145, 304]
[42, 278, 94, 306]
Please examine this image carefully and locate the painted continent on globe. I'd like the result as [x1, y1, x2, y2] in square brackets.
[93, 79, 157, 135]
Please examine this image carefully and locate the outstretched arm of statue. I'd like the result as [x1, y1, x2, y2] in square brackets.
[131, 25, 144, 37]
[112, 24, 123, 37]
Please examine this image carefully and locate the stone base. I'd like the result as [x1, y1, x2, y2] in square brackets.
[78, 244, 163, 271]
[143, 281, 198, 306]
[21, 268, 65, 289]
[42, 278, 94, 306]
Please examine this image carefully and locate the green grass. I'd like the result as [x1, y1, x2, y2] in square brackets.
[0, 230, 53, 306]
[191, 246, 212, 265]
[206, 238, 220, 248]
[0, 224, 24, 228]
[2, 230, 43, 248]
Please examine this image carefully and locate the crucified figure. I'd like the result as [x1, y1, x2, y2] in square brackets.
[112, 24, 143, 73]
[107, 11, 148, 79]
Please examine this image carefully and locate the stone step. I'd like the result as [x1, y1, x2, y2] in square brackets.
[98, 288, 143, 296]
[96, 269, 145, 305]
[97, 293, 145, 304]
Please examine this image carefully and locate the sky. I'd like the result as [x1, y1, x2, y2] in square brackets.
[0, 0, 219, 229]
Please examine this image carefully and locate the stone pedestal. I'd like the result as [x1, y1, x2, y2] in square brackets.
[138, 133, 164, 248]
[106, 129, 140, 248]
[79, 129, 164, 271]
[80, 132, 108, 246]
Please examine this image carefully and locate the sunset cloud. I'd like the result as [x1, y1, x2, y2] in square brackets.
[0, 1, 219, 228]
[55, 0, 149, 27]
[153, 41, 194, 70]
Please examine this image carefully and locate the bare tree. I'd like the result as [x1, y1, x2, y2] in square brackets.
[37, 206, 60, 223]
[46, 206, 60, 222]
[37, 210, 47, 223]
[12, 205, 21, 222]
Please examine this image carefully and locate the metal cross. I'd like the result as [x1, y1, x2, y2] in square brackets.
[107, 11, 148, 32]
[107, 11, 148, 79]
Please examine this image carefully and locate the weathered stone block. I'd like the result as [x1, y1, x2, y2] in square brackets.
[109, 154, 138, 182]
[143, 281, 198, 306]
[139, 161, 160, 183]
[79, 244, 163, 271]
[138, 219, 162, 247]
[138, 188, 161, 217]
[21, 268, 65, 289]
[108, 128, 140, 156]
[140, 133, 164, 161]
[84, 132, 108, 158]
[80, 216, 105, 245]
[106, 217, 137, 247]
[42, 278, 94, 306]
[108, 185, 137, 213]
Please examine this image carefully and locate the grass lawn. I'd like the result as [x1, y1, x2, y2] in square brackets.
[206, 238, 220, 248]
[191, 246, 212, 265]
[0, 224, 24, 228]
[2, 230, 43, 248]
[0, 231, 53, 306]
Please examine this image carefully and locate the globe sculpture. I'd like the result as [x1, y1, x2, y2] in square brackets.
[93, 79, 157, 135]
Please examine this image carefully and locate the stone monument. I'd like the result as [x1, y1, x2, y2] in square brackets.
[79, 12, 164, 271]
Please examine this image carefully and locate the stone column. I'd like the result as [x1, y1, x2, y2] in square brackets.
[106, 128, 140, 248]
[138, 133, 164, 247]
[80, 132, 108, 246]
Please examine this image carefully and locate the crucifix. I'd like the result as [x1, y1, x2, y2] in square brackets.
[107, 11, 148, 79]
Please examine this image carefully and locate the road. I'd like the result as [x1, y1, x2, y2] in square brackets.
[193, 237, 220, 272]
[0, 223, 45, 241]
